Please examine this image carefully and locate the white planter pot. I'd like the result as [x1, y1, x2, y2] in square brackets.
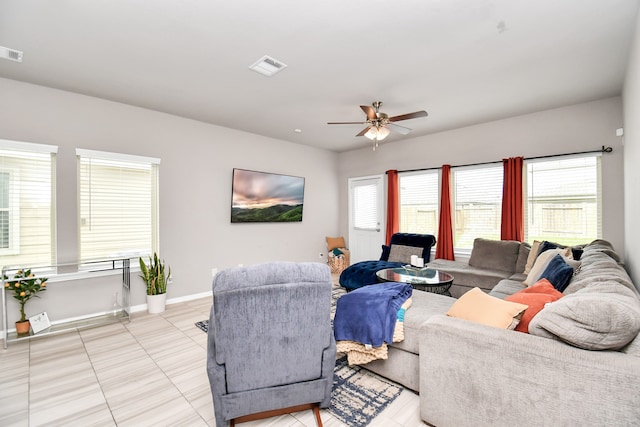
[147, 293, 167, 314]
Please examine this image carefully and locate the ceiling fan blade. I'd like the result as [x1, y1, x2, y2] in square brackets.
[356, 126, 372, 137]
[360, 105, 377, 121]
[388, 110, 428, 122]
[388, 122, 412, 135]
[327, 121, 368, 125]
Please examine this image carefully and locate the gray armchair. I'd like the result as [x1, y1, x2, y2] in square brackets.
[207, 262, 336, 427]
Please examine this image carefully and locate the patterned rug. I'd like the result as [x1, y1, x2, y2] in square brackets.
[195, 286, 403, 426]
[330, 355, 403, 426]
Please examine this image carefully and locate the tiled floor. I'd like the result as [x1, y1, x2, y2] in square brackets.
[0, 296, 427, 427]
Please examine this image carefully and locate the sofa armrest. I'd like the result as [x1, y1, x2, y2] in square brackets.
[419, 315, 640, 427]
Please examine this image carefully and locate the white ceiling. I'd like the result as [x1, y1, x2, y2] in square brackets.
[0, 1, 638, 152]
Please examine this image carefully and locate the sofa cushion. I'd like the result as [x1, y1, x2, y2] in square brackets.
[489, 279, 527, 299]
[388, 244, 424, 263]
[527, 240, 640, 350]
[537, 240, 564, 256]
[523, 248, 570, 286]
[390, 291, 455, 354]
[446, 287, 528, 330]
[529, 283, 640, 350]
[505, 279, 563, 333]
[523, 240, 542, 274]
[538, 240, 586, 261]
[515, 242, 531, 274]
[427, 259, 512, 291]
[539, 254, 574, 292]
[468, 238, 521, 273]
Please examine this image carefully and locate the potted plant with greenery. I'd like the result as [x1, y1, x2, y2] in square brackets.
[139, 252, 171, 314]
[3, 269, 48, 335]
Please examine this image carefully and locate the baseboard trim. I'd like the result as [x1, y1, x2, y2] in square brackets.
[129, 291, 213, 313]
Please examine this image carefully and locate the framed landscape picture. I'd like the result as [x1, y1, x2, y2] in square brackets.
[231, 168, 305, 223]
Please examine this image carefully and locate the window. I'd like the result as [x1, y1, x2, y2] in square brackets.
[399, 171, 439, 235]
[0, 172, 10, 249]
[525, 155, 601, 244]
[77, 149, 159, 264]
[353, 181, 379, 230]
[452, 165, 502, 250]
[0, 140, 57, 267]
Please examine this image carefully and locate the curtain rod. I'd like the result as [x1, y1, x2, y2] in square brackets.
[389, 146, 613, 174]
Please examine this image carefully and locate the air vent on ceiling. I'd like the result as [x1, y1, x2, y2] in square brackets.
[0, 46, 23, 63]
[249, 55, 287, 77]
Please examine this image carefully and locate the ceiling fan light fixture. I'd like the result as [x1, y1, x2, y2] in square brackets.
[365, 125, 390, 141]
[377, 126, 390, 140]
[364, 127, 378, 140]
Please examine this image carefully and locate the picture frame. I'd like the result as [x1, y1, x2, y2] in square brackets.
[29, 311, 51, 334]
[231, 168, 305, 223]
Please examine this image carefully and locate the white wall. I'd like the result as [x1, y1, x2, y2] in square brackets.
[0, 77, 340, 323]
[623, 9, 640, 287]
[338, 97, 626, 260]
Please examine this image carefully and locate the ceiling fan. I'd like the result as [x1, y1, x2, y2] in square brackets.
[328, 101, 428, 150]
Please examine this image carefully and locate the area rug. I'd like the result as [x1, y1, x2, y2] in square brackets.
[330, 355, 403, 426]
[195, 318, 403, 426]
[195, 320, 208, 333]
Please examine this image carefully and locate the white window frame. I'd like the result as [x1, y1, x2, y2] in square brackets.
[76, 149, 160, 265]
[0, 139, 57, 266]
[0, 168, 21, 255]
[524, 154, 602, 244]
[398, 170, 440, 236]
[451, 164, 503, 254]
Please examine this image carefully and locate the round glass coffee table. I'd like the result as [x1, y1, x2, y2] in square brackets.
[376, 267, 454, 296]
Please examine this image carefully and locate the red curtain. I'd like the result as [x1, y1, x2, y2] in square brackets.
[436, 165, 455, 260]
[501, 157, 524, 241]
[385, 170, 399, 245]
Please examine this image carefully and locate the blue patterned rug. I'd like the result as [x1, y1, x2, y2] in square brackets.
[195, 285, 402, 426]
[330, 355, 403, 426]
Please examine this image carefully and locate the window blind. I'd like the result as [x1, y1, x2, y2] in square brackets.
[0, 140, 57, 268]
[524, 155, 601, 244]
[353, 183, 378, 230]
[452, 165, 503, 250]
[77, 149, 159, 263]
[399, 171, 439, 235]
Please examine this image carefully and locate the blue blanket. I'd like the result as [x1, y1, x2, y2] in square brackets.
[333, 282, 412, 347]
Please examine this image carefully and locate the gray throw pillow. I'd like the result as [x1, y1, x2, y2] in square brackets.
[387, 244, 423, 263]
[515, 242, 531, 274]
[468, 238, 521, 273]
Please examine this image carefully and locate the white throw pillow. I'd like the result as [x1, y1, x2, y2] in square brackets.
[523, 248, 571, 286]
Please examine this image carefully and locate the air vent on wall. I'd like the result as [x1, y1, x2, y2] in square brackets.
[0, 46, 23, 63]
[249, 55, 287, 77]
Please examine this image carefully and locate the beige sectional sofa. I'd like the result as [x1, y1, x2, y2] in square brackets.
[361, 239, 640, 426]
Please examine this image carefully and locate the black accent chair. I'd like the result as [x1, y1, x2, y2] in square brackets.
[339, 233, 437, 291]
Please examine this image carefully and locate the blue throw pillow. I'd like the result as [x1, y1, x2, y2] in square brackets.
[539, 254, 574, 292]
[537, 240, 562, 256]
[538, 240, 584, 261]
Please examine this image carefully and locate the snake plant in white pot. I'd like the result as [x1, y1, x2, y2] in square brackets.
[139, 253, 171, 314]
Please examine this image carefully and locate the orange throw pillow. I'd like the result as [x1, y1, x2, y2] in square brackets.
[446, 287, 528, 330]
[326, 236, 346, 251]
[505, 279, 563, 333]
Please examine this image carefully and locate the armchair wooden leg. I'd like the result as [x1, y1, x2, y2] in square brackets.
[312, 404, 323, 426]
[230, 403, 323, 427]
